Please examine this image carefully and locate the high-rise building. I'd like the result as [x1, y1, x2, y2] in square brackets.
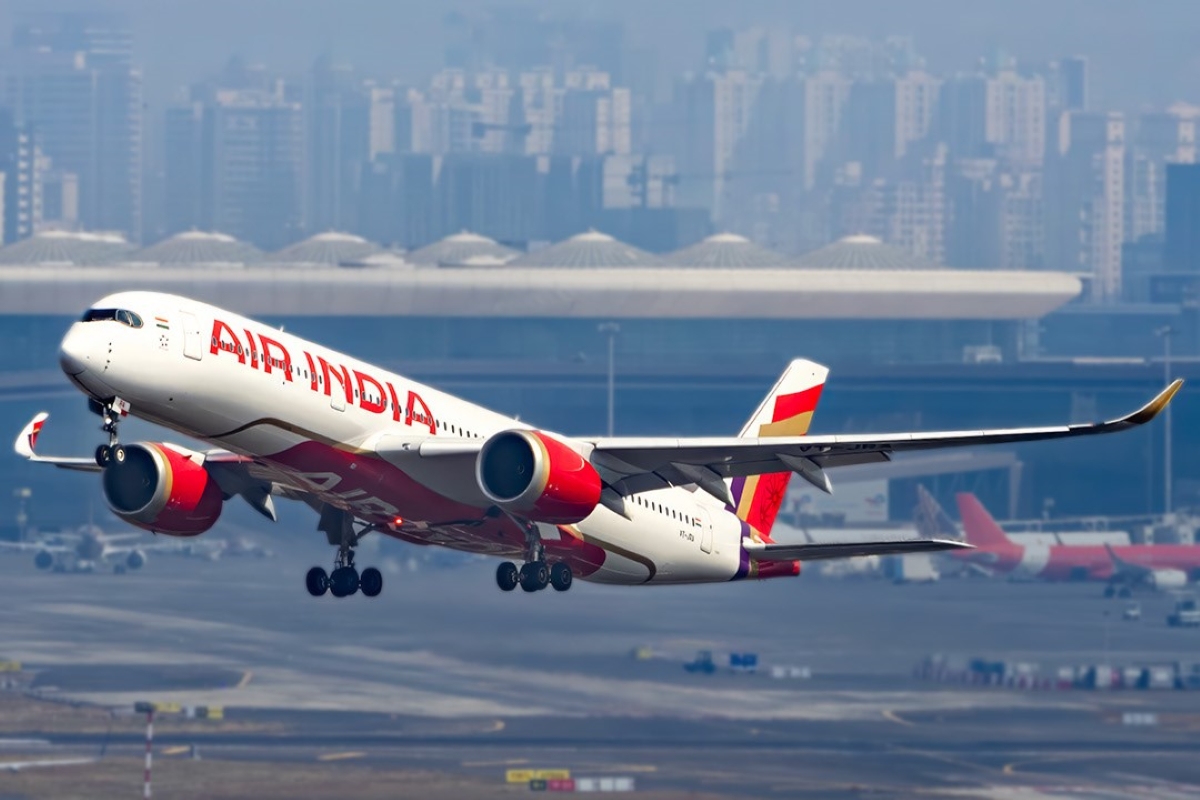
[162, 101, 212, 236]
[307, 57, 372, 234]
[842, 70, 939, 178]
[946, 158, 1043, 270]
[164, 85, 304, 249]
[939, 69, 1046, 167]
[555, 70, 632, 156]
[1044, 56, 1088, 113]
[670, 70, 764, 217]
[1045, 111, 1125, 300]
[1164, 163, 1200, 273]
[1, 12, 142, 240]
[1125, 106, 1197, 242]
[0, 108, 40, 244]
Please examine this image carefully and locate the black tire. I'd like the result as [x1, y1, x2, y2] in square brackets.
[1118, 586, 1133, 598]
[95, 445, 112, 467]
[1104, 585, 1116, 598]
[113, 445, 126, 464]
[532, 562, 550, 591]
[306, 566, 329, 597]
[550, 562, 573, 592]
[329, 566, 359, 598]
[519, 563, 543, 593]
[496, 562, 520, 592]
[360, 567, 383, 598]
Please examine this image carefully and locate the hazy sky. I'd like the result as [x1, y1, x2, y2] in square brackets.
[4, 0, 1199, 111]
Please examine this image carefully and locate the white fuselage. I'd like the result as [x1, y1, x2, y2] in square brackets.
[59, 292, 752, 585]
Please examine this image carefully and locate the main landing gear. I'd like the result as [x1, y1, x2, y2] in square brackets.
[307, 510, 383, 599]
[493, 518, 573, 593]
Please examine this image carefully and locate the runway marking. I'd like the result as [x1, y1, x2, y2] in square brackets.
[160, 746, 190, 756]
[881, 709, 914, 727]
[236, 670, 253, 689]
[317, 751, 365, 762]
[462, 758, 529, 767]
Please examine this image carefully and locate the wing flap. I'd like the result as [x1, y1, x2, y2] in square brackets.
[747, 538, 972, 562]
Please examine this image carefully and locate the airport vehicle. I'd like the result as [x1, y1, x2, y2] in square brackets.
[13, 292, 1180, 597]
[1168, 595, 1200, 628]
[0, 525, 182, 573]
[919, 489, 1200, 592]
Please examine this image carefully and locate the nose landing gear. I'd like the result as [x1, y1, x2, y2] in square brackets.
[92, 397, 130, 467]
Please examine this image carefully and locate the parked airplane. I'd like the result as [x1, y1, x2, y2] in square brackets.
[13, 292, 1180, 598]
[916, 487, 1200, 594]
[0, 524, 173, 573]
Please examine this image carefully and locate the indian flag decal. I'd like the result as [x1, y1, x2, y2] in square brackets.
[155, 316, 170, 330]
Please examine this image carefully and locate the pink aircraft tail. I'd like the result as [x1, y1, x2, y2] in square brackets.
[955, 493, 1015, 551]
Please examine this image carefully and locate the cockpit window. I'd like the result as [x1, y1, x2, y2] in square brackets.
[81, 308, 143, 328]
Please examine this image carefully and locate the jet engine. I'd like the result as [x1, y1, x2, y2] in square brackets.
[34, 551, 53, 570]
[476, 430, 602, 524]
[1148, 569, 1187, 590]
[126, 550, 147, 570]
[102, 443, 223, 536]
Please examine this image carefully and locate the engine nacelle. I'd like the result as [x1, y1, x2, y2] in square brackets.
[1149, 569, 1187, 590]
[34, 551, 53, 570]
[126, 550, 146, 570]
[102, 443, 223, 536]
[476, 430, 602, 524]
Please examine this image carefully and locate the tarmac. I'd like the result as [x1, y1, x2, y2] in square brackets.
[2, 535, 1200, 797]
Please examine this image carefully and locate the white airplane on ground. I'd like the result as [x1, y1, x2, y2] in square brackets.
[13, 292, 1180, 598]
[0, 524, 174, 573]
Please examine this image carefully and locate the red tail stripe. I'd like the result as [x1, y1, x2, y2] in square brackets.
[772, 385, 824, 422]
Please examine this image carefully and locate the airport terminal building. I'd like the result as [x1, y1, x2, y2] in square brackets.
[1, 229, 1194, 529]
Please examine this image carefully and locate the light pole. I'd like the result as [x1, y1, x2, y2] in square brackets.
[1155, 326, 1174, 516]
[13, 487, 31, 541]
[598, 322, 620, 436]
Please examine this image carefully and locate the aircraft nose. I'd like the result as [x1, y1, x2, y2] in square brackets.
[59, 323, 92, 376]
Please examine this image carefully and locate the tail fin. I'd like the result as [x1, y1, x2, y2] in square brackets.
[730, 359, 828, 540]
[954, 493, 1014, 550]
[914, 486, 961, 541]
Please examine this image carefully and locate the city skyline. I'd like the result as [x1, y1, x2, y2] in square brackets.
[0, 5, 1198, 309]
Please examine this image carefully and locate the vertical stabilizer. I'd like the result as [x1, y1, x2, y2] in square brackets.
[955, 493, 1015, 550]
[914, 486, 961, 540]
[729, 359, 828, 540]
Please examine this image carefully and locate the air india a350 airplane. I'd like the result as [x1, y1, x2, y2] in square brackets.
[14, 292, 1182, 598]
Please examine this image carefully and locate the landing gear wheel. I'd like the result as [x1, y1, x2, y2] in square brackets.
[1118, 586, 1133, 598]
[496, 561, 520, 592]
[329, 566, 359, 597]
[95, 445, 112, 467]
[520, 562, 549, 593]
[306, 566, 329, 597]
[550, 562, 573, 592]
[1104, 585, 1116, 598]
[359, 567, 383, 598]
[112, 445, 126, 464]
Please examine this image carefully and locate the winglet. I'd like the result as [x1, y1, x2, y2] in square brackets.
[1121, 379, 1183, 426]
[14, 412, 50, 459]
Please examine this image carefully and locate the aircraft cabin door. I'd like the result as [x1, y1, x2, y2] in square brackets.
[695, 504, 714, 554]
[180, 312, 203, 361]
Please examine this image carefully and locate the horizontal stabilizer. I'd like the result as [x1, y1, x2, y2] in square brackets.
[745, 538, 972, 562]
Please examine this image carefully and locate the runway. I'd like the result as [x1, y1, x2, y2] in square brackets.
[2, 537, 1200, 797]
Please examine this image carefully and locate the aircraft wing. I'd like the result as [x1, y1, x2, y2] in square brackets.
[1, 757, 96, 772]
[745, 538, 971, 562]
[0, 541, 68, 554]
[14, 414, 283, 522]
[588, 381, 1182, 495]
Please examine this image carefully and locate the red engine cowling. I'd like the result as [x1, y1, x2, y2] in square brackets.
[102, 443, 224, 536]
[476, 430, 602, 524]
